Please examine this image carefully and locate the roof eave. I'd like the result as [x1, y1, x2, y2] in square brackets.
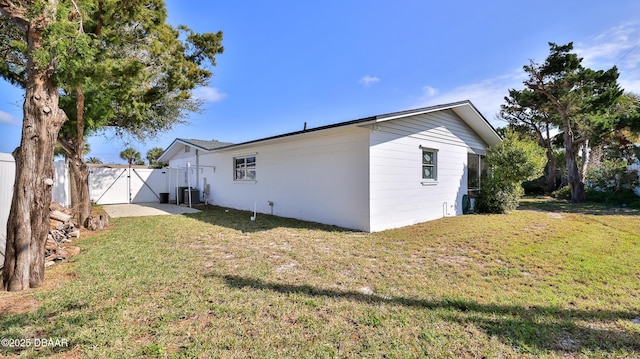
[158, 138, 211, 162]
[374, 100, 501, 147]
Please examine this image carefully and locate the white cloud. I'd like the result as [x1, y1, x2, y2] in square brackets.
[193, 87, 227, 103]
[415, 72, 525, 127]
[576, 21, 639, 67]
[421, 86, 439, 97]
[0, 110, 19, 125]
[359, 75, 380, 87]
[412, 19, 640, 129]
[574, 20, 640, 93]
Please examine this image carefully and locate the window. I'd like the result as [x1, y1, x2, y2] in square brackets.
[422, 148, 437, 181]
[467, 153, 486, 191]
[234, 155, 256, 180]
[184, 146, 190, 153]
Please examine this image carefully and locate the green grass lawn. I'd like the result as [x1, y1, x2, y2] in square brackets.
[1, 198, 640, 358]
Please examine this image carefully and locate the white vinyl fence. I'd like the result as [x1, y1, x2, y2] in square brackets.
[1, 154, 191, 262]
[0, 153, 15, 265]
[1, 156, 70, 264]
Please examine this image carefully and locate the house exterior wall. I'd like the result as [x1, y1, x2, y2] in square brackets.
[202, 127, 371, 231]
[368, 110, 488, 231]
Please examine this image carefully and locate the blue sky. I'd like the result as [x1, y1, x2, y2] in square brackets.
[1, 1, 640, 163]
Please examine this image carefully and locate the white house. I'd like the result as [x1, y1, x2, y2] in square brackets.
[159, 100, 501, 232]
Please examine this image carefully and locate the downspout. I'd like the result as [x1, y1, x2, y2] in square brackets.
[195, 149, 200, 195]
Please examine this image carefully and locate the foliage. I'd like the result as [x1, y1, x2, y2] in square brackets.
[146, 147, 166, 168]
[86, 156, 102, 164]
[53, 1, 223, 146]
[506, 42, 624, 202]
[120, 147, 141, 166]
[586, 158, 639, 193]
[477, 131, 547, 213]
[550, 185, 572, 200]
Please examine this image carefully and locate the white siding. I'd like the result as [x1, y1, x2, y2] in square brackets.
[205, 127, 371, 231]
[368, 110, 488, 231]
[166, 148, 213, 203]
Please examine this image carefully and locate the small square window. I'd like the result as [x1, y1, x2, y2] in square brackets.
[234, 155, 257, 181]
[422, 149, 437, 181]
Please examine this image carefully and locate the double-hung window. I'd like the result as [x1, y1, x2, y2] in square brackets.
[421, 148, 437, 182]
[234, 155, 256, 181]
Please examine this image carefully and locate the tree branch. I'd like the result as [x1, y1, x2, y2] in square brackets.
[0, 1, 29, 33]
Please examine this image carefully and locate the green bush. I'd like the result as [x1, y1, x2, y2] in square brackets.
[586, 159, 639, 193]
[476, 130, 547, 214]
[551, 185, 572, 200]
[586, 188, 640, 207]
[476, 181, 523, 214]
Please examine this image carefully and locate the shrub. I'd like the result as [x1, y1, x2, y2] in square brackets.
[586, 159, 639, 193]
[476, 130, 547, 214]
[476, 181, 523, 214]
[551, 185, 572, 200]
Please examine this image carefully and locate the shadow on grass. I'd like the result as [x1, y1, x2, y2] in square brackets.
[0, 299, 92, 357]
[518, 196, 640, 216]
[210, 273, 640, 354]
[184, 205, 354, 233]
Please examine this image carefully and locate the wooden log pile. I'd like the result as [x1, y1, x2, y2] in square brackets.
[46, 203, 81, 267]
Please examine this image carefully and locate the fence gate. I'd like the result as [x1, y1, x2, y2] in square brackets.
[89, 167, 166, 205]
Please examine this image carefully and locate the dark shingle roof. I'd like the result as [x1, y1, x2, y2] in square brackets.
[168, 100, 500, 155]
[176, 139, 234, 151]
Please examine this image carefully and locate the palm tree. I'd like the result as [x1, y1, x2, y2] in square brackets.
[120, 147, 141, 167]
[146, 147, 166, 168]
[86, 156, 103, 164]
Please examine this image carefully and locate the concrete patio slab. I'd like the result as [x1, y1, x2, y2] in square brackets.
[102, 203, 200, 218]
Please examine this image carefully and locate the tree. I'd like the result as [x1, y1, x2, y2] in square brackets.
[146, 147, 166, 168]
[500, 88, 561, 192]
[86, 156, 102, 164]
[120, 147, 141, 167]
[54, 3, 221, 228]
[476, 131, 547, 214]
[523, 42, 622, 203]
[0, 1, 93, 290]
[4, 1, 222, 231]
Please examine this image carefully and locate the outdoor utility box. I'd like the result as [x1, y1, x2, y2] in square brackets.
[183, 188, 200, 204]
[177, 186, 188, 204]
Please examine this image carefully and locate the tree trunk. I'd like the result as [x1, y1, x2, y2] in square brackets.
[68, 153, 91, 226]
[545, 154, 557, 193]
[543, 125, 557, 192]
[562, 118, 586, 203]
[579, 138, 590, 183]
[72, 87, 91, 226]
[2, 4, 67, 291]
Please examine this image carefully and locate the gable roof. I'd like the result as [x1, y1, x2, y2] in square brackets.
[213, 100, 501, 151]
[160, 100, 501, 160]
[158, 138, 234, 162]
[176, 138, 234, 151]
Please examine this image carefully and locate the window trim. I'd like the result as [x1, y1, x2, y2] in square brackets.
[233, 154, 257, 182]
[420, 146, 438, 185]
